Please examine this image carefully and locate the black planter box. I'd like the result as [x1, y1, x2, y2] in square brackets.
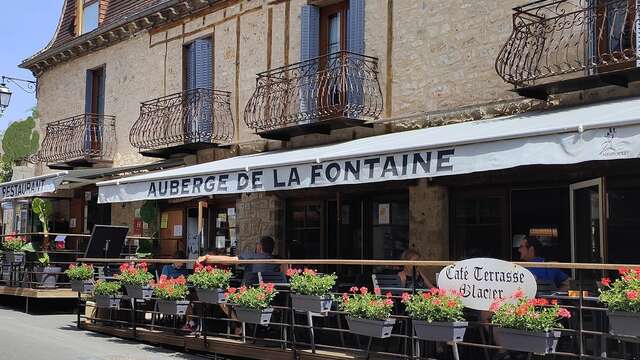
[36, 266, 61, 289]
[124, 285, 153, 299]
[291, 294, 332, 313]
[95, 294, 121, 309]
[70, 279, 94, 293]
[413, 320, 468, 342]
[234, 307, 273, 325]
[195, 288, 226, 304]
[157, 299, 190, 315]
[4, 251, 25, 264]
[608, 311, 640, 337]
[346, 317, 396, 338]
[494, 327, 560, 354]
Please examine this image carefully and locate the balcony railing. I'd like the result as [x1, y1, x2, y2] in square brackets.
[38, 113, 116, 166]
[130, 88, 234, 156]
[244, 51, 383, 138]
[496, 0, 638, 88]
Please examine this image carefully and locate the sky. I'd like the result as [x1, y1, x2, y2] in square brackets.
[0, 0, 64, 132]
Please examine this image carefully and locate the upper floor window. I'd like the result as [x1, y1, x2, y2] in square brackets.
[79, 0, 100, 34]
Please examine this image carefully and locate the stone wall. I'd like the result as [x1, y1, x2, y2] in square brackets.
[235, 192, 283, 256]
[409, 179, 449, 260]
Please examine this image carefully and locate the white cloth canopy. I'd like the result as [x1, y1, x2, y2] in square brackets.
[98, 96, 640, 203]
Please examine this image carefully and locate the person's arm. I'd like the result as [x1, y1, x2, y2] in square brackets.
[200, 255, 239, 264]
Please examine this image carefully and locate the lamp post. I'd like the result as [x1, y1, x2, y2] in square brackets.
[0, 76, 37, 115]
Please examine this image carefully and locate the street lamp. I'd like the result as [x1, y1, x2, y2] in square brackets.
[0, 76, 37, 115]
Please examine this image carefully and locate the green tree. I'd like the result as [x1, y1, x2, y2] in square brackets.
[0, 108, 40, 182]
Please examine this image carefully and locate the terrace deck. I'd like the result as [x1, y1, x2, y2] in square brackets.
[0, 286, 77, 299]
[80, 322, 374, 360]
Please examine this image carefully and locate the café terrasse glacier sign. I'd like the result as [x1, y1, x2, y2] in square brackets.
[437, 258, 537, 311]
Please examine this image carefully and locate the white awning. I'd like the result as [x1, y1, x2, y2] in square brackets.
[98, 96, 640, 203]
[0, 159, 184, 202]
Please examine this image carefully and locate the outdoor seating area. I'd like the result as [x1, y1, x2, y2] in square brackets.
[68, 257, 640, 360]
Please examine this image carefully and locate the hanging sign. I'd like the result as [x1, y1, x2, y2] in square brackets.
[437, 258, 537, 311]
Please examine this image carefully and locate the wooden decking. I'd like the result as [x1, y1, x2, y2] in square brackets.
[80, 322, 368, 360]
[0, 286, 78, 299]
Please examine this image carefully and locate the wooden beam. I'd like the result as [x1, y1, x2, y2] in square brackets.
[235, 16, 241, 142]
[385, 0, 393, 119]
[284, 0, 290, 67]
[267, 7, 273, 70]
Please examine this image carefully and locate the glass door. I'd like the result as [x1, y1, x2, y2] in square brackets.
[570, 178, 605, 284]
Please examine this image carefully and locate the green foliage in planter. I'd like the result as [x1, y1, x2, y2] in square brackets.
[94, 280, 122, 296]
[188, 263, 232, 290]
[402, 288, 465, 322]
[226, 283, 277, 310]
[32, 197, 53, 233]
[339, 287, 394, 321]
[600, 268, 640, 312]
[2, 235, 27, 251]
[153, 275, 189, 301]
[490, 291, 571, 332]
[38, 252, 50, 267]
[115, 262, 154, 286]
[65, 264, 94, 281]
[287, 268, 336, 296]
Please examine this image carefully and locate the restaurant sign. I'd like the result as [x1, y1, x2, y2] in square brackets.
[437, 258, 537, 311]
[0, 175, 64, 201]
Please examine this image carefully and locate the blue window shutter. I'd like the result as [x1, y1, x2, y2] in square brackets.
[347, 0, 365, 54]
[300, 5, 320, 62]
[347, 0, 365, 109]
[194, 38, 212, 89]
[185, 42, 197, 90]
[98, 66, 105, 115]
[300, 5, 320, 116]
[84, 70, 93, 114]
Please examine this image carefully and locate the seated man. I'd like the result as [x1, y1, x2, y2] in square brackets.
[161, 250, 189, 279]
[240, 236, 282, 274]
[519, 237, 570, 292]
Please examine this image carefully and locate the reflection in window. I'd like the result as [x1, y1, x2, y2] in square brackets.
[82, 1, 99, 34]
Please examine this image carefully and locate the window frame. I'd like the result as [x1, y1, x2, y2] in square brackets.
[76, 0, 101, 35]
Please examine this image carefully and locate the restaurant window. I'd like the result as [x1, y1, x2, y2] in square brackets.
[370, 200, 409, 260]
[607, 177, 640, 264]
[452, 190, 508, 260]
[209, 206, 238, 256]
[287, 201, 324, 259]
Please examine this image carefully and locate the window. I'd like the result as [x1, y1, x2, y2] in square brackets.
[81, 0, 99, 34]
[319, 2, 347, 56]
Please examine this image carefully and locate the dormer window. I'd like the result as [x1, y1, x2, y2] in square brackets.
[77, 0, 100, 35]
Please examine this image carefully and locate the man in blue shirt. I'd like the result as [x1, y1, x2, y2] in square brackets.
[518, 237, 570, 291]
[161, 250, 189, 279]
[240, 236, 282, 274]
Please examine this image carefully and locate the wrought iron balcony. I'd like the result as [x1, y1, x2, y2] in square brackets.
[244, 51, 383, 140]
[130, 88, 234, 158]
[38, 113, 116, 169]
[496, 0, 640, 99]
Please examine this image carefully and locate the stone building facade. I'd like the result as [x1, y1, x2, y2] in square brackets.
[19, 0, 640, 266]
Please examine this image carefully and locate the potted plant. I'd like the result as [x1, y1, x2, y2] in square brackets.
[94, 280, 122, 309]
[490, 290, 571, 354]
[116, 262, 154, 299]
[226, 282, 277, 325]
[600, 267, 640, 337]
[65, 263, 95, 293]
[2, 234, 28, 263]
[340, 287, 395, 338]
[188, 262, 232, 304]
[154, 275, 190, 315]
[34, 252, 61, 289]
[287, 268, 336, 313]
[402, 288, 467, 342]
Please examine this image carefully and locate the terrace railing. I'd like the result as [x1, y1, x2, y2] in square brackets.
[244, 51, 383, 133]
[74, 257, 640, 360]
[130, 88, 234, 153]
[496, 0, 638, 87]
[37, 114, 116, 165]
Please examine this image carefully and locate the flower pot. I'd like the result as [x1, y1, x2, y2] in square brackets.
[157, 299, 190, 315]
[70, 279, 94, 293]
[607, 311, 640, 337]
[234, 307, 273, 325]
[4, 251, 25, 264]
[346, 317, 396, 338]
[493, 327, 560, 354]
[291, 294, 332, 313]
[195, 288, 226, 304]
[36, 266, 61, 289]
[124, 284, 154, 299]
[95, 294, 121, 309]
[413, 320, 468, 342]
